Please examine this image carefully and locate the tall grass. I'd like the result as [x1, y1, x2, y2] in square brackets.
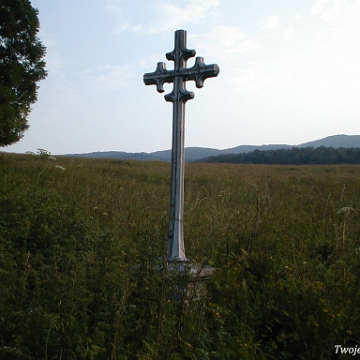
[1, 152, 360, 359]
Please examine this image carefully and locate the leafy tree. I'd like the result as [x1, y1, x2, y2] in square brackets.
[0, 0, 47, 146]
[198, 147, 360, 165]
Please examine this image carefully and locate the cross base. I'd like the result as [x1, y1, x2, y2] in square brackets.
[166, 259, 215, 282]
[165, 259, 215, 301]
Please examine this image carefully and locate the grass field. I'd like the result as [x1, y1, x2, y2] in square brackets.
[1, 152, 360, 359]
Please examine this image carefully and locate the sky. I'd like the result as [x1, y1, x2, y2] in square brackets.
[4, 0, 360, 154]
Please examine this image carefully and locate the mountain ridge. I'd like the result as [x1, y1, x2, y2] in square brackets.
[64, 134, 360, 162]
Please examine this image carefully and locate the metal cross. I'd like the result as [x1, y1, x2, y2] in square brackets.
[143, 29, 219, 264]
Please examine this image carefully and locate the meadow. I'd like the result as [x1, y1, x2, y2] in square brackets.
[1, 151, 360, 359]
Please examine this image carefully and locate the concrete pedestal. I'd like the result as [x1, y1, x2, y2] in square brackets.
[165, 259, 215, 301]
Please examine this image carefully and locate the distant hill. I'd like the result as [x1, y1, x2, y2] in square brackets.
[66, 151, 165, 162]
[64, 134, 360, 162]
[224, 144, 293, 154]
[151, 147, 223, 162]
[297, 134, 360, 148]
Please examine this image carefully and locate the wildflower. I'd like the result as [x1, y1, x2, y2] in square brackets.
[48, 156, 57, 161]
[337, 207, 354, 214]
[55, 165, 66, 171]
[37, 148, 51, 157]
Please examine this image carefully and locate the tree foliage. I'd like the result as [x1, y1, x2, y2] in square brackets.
[198, 146, 360, 165]
[0, 0, 47, 146]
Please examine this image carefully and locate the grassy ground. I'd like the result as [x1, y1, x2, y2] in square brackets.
[1, 152, 360, 359]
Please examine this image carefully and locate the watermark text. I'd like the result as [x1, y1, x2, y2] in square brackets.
[335, 345, 360, 356]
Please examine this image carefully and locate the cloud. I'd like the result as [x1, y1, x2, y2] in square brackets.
[104, 1, 129, 32]
[105, 0, 220, 34]
[193, 26, 258, 60]
[311, 0, 350, 22]
[152, 0, 220, 33]
[44, 50, 65, 75]
[262, 15, 281, 30]
[231, 64, 280, 94]
[230, 0, 360, 125]
[310, 0, 360, 56]
[282, 15, 302, 42]
[80, 65, 135, 94]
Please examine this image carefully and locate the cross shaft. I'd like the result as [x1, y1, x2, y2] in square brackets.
[143, 29, 219, 263]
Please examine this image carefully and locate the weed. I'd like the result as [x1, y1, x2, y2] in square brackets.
[1, 154, 360, 359]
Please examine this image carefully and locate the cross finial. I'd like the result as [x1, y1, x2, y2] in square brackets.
[144, 30, 219, 103]
[166, 30, 196, 71]
[143, 30, 219, 263]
